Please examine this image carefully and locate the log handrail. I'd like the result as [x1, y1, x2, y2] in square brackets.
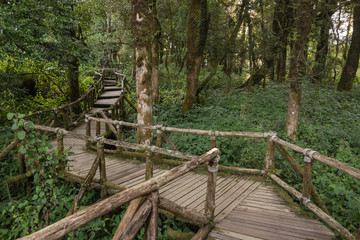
[26, 73, 104, 117]
[86, 116, 265, 138]
[19, 148, 219, 240]
[271, 137, 360, 180]
[13, 112, 359, 240]
[85, 116, 360, 180]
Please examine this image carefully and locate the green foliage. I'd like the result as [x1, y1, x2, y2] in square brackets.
[155, 83, 360, 233]
[0, 114, 73, 238]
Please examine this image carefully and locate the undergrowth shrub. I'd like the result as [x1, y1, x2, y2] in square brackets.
[154, 83, 360, 234]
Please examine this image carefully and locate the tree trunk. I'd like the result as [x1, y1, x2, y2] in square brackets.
[286, 0, 313, 140]
[132, 0, 153, 145]
[272, 0, 292, 84]
[312, 0, 336, 84]
[68, 56, 81, 113]
[337, 3, 360, 91]
[196, 0, 248, 97]
[151, 0, 160, 104]
[181, 0, 209, 113]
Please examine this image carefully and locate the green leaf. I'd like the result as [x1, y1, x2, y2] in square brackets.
[11, 122, 19, 130]
[17, 131, 26, 140]
[18, 113, 25, 119]
[19, 147, 26, 154]
[7, 113, 15, 120]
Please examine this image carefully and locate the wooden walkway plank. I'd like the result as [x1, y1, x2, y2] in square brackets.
[166, 175, 208, 202]
[214, 181, 262, 222]
[183, 176, 224, 210]
[210, 230, 263, 240]
[46, 94, 336, 240]
[160, 173, 198, 196]
[225, 213, 335, 238]
[162, 174, 205, 199]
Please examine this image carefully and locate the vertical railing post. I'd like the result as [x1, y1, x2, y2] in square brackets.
[145, 147, 154, 180]
[155, 124, 163, 162]
[116, 121, 123, 154]
[111, 108, 115, 120]
[85, 115, 91, 148]
[96, 114, 101, 136]
[69, 106, 73, 125]
[146, 190, 159, 240]
[97, 137, 106, 199]
[302, 149, 316, 204]
[120, 94, 125, 120]
[105, 112, 110, 133]
[56, 129, 64, 156]
[62, 109, 69, 129]
[209, 130, 218, 150]
[56, 128, 65, 170]
[264, 131, 276, 174]
[205, 154, 219, 221]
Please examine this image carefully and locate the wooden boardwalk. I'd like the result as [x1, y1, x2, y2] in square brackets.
[93, 79, 122, 108]
[52, 120, 335, 240]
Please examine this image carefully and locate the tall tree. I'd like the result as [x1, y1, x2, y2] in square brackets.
[196, 0, 248, 97]
[151, 0, 161, 104]
[286, 0, 313, 139]
[182, 0, 209, 113]
[337, 2, 360, 91]
[311, 0, 337, 84]
[272, 0, 292, 83]
[132, 0, 153, 145]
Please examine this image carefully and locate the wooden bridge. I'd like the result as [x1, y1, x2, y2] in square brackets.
[2, 69, 360, 240]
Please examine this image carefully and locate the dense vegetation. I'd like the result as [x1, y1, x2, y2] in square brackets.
[1, 0, 360, 239]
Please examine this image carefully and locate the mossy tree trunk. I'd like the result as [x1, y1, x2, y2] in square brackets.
[151, 0, 161, 104]
[337, 3, 360, 91]
[286, 0, 313, 140]
[182, 0, 209, 114]
[132, 0, 153, 145]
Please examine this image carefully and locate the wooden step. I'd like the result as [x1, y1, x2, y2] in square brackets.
[98, 90, 122, 99]
[104, 86, 122, 91]
[93, 98, 118, 108]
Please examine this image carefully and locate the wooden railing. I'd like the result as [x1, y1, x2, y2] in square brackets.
[83, 117, 360, 240]
[17, 124, 220, 240]
[25, 71, 105, 129]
